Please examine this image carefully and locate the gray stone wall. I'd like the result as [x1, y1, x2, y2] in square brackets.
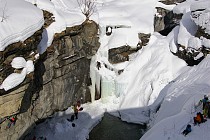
[0, 20, 100, 140]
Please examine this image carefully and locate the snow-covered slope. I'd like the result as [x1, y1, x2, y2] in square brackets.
[116, 34, 186, 123]
[141, 55, 210, 140]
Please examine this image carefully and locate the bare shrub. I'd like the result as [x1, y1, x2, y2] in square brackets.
[77, 0, 96, 20]
[0, 0, 8, 22]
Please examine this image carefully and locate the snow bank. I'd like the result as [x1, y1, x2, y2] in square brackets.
[117, 35, 186, 123]
[191, 0, 210, 34]
[190, 0, 210, 12]
[92, 0, 157, 34]
[141, 55, 210, 140]
[156, 2, 176, 11]
[0, 57, 34, 91]
[29, 0, 86, 54]
[11, 57, 27, 69]
[0, 0, 44, 51]
[108, 28, 140, 49]
[173, 1, 192, 14]
[177, 12, 198, 48]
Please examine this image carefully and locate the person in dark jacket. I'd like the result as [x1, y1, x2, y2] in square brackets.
[207, 102, 210, 118]
[182, 124, 191, 136]
[200, 95, 208, 110]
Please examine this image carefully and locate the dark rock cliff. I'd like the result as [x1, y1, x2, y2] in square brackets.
[0, 20, 100, 140]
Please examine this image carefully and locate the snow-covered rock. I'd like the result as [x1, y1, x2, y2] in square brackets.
[11, 57, 27, 69]
[0, 57, 34, 91]
[0, 0, 44, 51]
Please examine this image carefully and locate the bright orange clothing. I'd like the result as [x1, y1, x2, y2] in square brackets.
[195, 115, 201, 123]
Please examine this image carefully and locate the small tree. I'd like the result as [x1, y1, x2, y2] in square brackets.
[77, 0, 96, 20]
[0, 0, 7, 22]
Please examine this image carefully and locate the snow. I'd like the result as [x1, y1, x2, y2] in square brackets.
[2, 0, 210, 140]
[32, 97, 119, 140]
[191, 0, 210, 34]
[0, 57, 34, 91]
[141, 56, 210, 140]
[167, 26, 179, 53]
[173, 1, 192, 14]
[188, 36, 202, 50]
[107, 28, 140, 49]
[11, 57, 27, 69]
[0, 68, 27, 91]
[201, 37, 210, 48]
[0, 0, 44, 51]
[34, 0, 86, 54]
[156, 2, 176, 11]
[177, 12, 198, 48]
[190, 0, 210, 12]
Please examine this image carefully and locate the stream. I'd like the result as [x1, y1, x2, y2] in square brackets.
[88, 113, 147, 140]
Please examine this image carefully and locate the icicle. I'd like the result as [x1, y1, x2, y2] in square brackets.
[90, 56, 96, 102]
[101, 77, 115, 103]
[115, 81, 127, 97]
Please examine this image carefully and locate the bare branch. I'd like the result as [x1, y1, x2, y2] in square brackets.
[1, 0, 7, 22]
[77, 0, 96, 20]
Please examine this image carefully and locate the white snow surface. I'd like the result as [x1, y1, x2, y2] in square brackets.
[191, 0, 210, 34]
[177, 12, 198, 48]
[33, 0, 86, 54]
[141, 55, 210, 140]
[0, 0, 44, 51]
[11, 57, 27, 69]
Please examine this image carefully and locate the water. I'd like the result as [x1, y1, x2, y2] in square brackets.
[88, 113, 147, 140]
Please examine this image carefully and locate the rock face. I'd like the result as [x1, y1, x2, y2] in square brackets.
[159, 0, 185, 5]
[175, 3, 210, 66]
[0, 20, 100, 140]
[154, 7, 182, 36]
[108, 46, 140, 64]
[154, 0, 210, 66]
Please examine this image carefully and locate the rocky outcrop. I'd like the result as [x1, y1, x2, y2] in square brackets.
[174, 4, 210, 66]
[159, 0, 186, 5]
[108, 45, 140, 64]
[154, 7, 182, 35]
[0, 20, 100, 140]
[139, 33, 151, 47]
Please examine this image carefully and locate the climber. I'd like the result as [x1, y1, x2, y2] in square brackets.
[77, 100, 83, 111]
[203, 103, 209, 118]
[73, 104, 79, 119]
[197, 112, 206, 123]
[7, 115, 17, 129]
[194, 113, 202, 125]
[207, 102, 210, 118]
[182, 124, 191, 136]
[77, 100, 81, 108]
[106, 26, 112, 36]
[96, 61, 101, 70]
[200, 95, 209, 110]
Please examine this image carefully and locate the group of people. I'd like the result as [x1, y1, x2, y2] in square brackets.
[182, 95, 210, 136]
[0, 115, 17, 129]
